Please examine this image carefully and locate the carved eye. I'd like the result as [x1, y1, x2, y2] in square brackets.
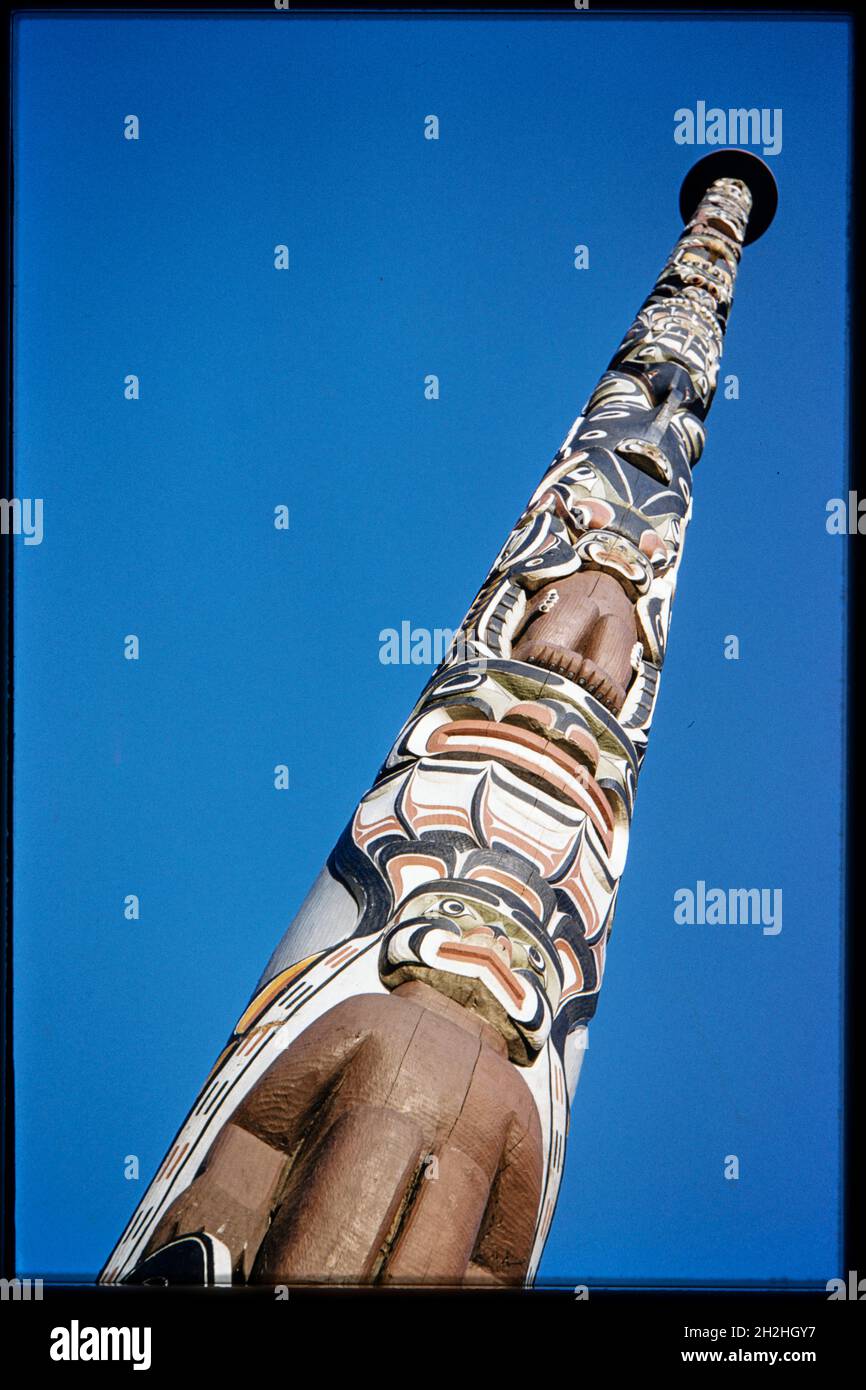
[440, 900, 465, 917]
[527, 945, 546, 974]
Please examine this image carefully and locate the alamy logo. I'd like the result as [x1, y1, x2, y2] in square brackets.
[49, 1320, 152, 1371]
[674, 881, 782, 936]
[1, 497, 43, 545]
[826, 1271, 866, 1299]
[674, 102, 782, 156]
[379, 621, 484, 670]
[0, 1277, 44, 1300]
[826, 493, 866, 534]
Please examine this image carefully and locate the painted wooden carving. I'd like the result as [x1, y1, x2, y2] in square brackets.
[100, 152, 776, 1288]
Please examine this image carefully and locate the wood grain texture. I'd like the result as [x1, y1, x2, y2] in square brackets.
[145, 980, 542, 1286]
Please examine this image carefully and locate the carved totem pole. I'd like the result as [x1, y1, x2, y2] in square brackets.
[101, 151, 777, 1288]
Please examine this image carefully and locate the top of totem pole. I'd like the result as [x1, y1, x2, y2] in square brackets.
[679, 148, 778, 244]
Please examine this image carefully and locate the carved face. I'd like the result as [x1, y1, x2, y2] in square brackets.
[378, 884, 563, 1065]
[574, 530, 654, 597]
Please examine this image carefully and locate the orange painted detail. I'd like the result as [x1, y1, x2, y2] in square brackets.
[385, 853, 450, 903]
[234, 954, 322, 1037]
[436, 939, 527, 1007]
[556, 939, 586, 1001]
[427, 720, 614, 841]
[164, 1142, 189, 1181]
[464, 863, 545, 921]
[155, 1144, 178, 1182]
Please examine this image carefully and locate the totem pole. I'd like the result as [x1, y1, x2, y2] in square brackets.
[100, 150, 777, 1288]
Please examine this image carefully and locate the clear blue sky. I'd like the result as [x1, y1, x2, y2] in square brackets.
[12, 13, 849, 1285]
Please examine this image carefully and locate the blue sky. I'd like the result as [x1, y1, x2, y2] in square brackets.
[12, 13, 849, 1284]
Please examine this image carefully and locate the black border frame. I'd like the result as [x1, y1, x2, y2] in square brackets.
[0, 0, 861, 1361]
